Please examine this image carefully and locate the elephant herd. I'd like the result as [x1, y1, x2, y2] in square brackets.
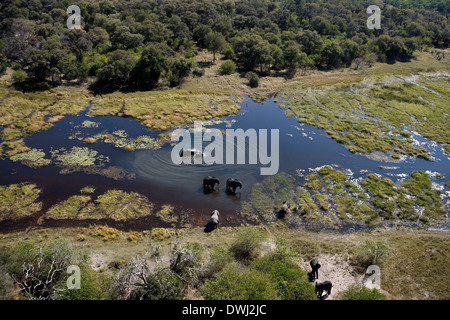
[309, 259, 333, 299]
[202, 176, 242, 233]
[203, 176, 242, 195]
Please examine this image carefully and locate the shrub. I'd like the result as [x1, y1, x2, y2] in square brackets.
[220, 60, 236, 75]
[129, 269, 183, 300]
[223, 45, 235, 60]
[12, 70, 27, 83]
[58, 265, 111, 300]
[337, 283, 386, 300]
[251, 251, 317, 300]
[352, 241, 388, 273]
[201, 263, 280, 300]
[202, 247, 234, 279]
[229, 227, 266, 263]
[247, 72, 259, 88]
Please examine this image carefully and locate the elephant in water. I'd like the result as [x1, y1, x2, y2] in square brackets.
[226, 178, 242, 195]
[179, 148, 203, 159]
[203, 176, 220, 193]
[204, 210, 220, 233]
[278, 201, 291, 218]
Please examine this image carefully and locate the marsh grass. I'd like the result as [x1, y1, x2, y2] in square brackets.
[156, 205, 177, 224]
[45, 190, 153, 221]
[242, 168, 445, 228]
[0, 183, 42, 221]
[88, 89, 241, 131]
[281, 73, 449, 159]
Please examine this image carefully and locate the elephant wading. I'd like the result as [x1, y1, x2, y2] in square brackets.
[203, 176, 220, 193]
[226, 178, 242, 195]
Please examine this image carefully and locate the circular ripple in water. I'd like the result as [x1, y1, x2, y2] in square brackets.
[133, 136, 262, 188]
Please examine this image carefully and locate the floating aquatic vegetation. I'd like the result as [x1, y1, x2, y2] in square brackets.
[51, 146, 109, 167]
[59, 165, 135, 181]
[45, 189, 153, 221]
[112, 130, 128, 138]
[102, 134, 161, 151]
[81, 120, 100, 129]
[156, 204, 177, 224]
[81, 186, 95, 194]
[10, 148, 51, 168]
[0, 183, 42, 221]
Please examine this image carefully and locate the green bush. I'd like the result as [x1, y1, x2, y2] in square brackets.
[58, 265, 111, 300]
[229, 227, 266, 263]
[202, 247, 234, 279]
[220, 60, 236, 75]
[201, 263, 280, 300]
[12, 70, 27, 83]
[337, 283, 386, 300]
[353, 241, 388, 273]
[251, 254, 317, 300]
[129, 269, 183, 300]
[247, 72, 259, 88]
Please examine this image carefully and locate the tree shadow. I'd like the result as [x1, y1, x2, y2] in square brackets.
[197, 61, 213, 69]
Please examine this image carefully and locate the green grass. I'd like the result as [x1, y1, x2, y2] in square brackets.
[45, 190, 153, 221]
[0, 183, 42, 221]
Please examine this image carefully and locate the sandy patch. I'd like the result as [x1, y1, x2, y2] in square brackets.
[300, 254, 360, 300]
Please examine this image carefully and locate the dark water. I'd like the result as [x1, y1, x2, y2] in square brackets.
[1, 97, 449, 230]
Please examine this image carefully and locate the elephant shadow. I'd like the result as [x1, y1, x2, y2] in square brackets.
[204, 221, 217, 233]
[276, 210, 286, 219]
[225, 189, 242, 199]
[198, 187, 220, 197]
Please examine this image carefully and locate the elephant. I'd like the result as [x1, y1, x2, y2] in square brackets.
[310, 259, 321, 281]
[179, 148, 203, 158]
[203, 176, 220, 193]
[315, 281, 332, 299]
[226, 178, 242, 195]
[204, 210, 220, 233]
[278, 201, 291, 217]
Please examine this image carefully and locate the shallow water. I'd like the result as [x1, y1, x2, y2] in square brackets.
[0, 97, 449, 230]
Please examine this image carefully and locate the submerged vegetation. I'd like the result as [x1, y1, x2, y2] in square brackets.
[241, 169, 447, 228]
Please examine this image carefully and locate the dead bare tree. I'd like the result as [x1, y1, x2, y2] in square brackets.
[10, 242, 75, 300]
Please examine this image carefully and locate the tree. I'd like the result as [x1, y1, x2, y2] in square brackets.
[193, 25, 212, 48]
[205, 32, 226, 62]
[97, 50, 136, 84]
[0, 51, 7, 75]
[3, 19, 36, 63]
[23, 38, 67, 82]
[235, 33, 272, 72]
[318, 39, 343, 69]
[296, 30, 323, 55]
[132, 44, 168, 87]
[169, 56, 192, 86]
